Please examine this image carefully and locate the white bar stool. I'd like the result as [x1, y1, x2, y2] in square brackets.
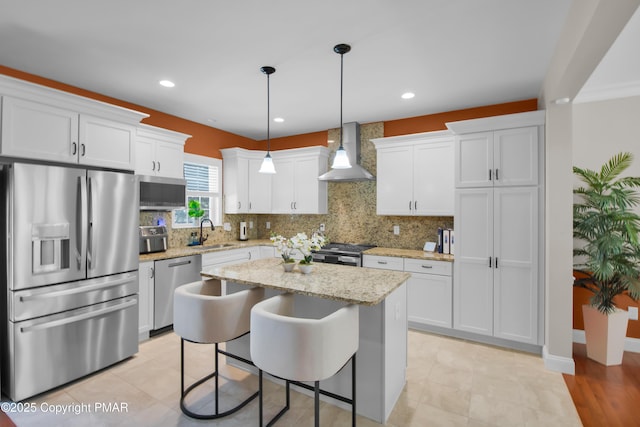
[174, 279, 264, 420]
[250, 293, 359, 427]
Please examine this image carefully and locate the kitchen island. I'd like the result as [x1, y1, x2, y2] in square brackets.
[201, 257, 410, 424]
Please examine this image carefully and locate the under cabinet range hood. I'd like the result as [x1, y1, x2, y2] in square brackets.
[318, 122, 375, 182]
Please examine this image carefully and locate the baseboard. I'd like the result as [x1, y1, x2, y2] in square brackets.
[573, 329, 640, 353]
[542, 345, 575, 375]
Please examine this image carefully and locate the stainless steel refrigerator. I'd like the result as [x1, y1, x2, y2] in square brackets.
[1, 163, 139, 401]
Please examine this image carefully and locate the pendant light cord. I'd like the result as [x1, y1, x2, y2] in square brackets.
[339, 51, 344, 150]
[267, 71, 271, 154]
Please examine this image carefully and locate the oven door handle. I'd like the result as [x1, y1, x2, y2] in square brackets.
[19, 275, 136, 302]
[20, 298, 137, 333]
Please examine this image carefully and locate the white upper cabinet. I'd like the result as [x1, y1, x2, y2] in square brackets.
[372, 130, 454, 216]
[1, 96, 79, 163]
[79, 115, 136, 170]
[455, 127, 538, 188]
[448, 111, 544, 188]
[135, 124, 190, 179]
[271, 147, 329, 214]
[0, 76, 147, 169]
[221, 148, 272, 214]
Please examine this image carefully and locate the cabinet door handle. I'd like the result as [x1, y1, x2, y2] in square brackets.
[72, 142, 77, 155]
[249, 202, 252, 210]
[489, 257, 492, 268]
[152, 160, 156, 171]
[157, 161, 161, 172]
[150, 267, 155, 279]
[495, 169, 499, 180]
[377, 261, 388, 265]
[489, 169, 492, 180]
[409, 201, 412, 211]
[421, 265, 433, 269]
[414, 201, 417, 211]
[81, 144, 86, 157]
[495, 257, 498, 268]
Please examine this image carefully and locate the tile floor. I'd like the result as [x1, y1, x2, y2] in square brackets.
[3, 330, 582, 426]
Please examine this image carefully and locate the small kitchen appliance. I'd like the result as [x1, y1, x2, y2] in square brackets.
[239, 221, 248, 241]
[139, 225, 168, 254]
[312, 242, 375, 267]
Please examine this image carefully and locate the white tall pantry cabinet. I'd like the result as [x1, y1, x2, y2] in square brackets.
[447, 111, 544, 346]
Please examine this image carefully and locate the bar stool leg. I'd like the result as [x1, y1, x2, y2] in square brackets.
[214, 343, 219, 416]
[352, 354, 356, 427]
[314, 380, 320, 427]
[259, 369, 264, 427]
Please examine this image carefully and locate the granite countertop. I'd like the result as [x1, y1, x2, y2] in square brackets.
[138, 239, 272, 262]
[201, 257, 410, 306]
[364, 247, 454, 262]
[139, 240, 454, 263]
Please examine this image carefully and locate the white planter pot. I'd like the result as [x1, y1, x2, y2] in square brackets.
[298, 264, 313, 274]
[582, 304, 629, 366]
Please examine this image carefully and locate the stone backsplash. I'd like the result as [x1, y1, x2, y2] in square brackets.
[140, 121, 454, 251]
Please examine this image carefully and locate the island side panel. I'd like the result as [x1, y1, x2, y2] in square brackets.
[224, 280, 408, 424]
[383, 281, 408, 421]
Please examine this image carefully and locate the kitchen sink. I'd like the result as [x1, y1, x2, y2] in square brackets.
[189, 243, 236, 250]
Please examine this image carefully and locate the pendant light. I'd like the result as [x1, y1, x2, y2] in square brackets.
[258, 66, 276, 174]
[331, 43, 352, 169]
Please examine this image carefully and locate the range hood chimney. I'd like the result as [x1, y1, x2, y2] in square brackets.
[318, 122, 375, 182]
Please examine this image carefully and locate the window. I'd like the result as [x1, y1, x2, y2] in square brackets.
[172, 154, 222, 228]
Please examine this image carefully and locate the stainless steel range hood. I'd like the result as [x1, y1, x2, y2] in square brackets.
[318, 122, 375, 181]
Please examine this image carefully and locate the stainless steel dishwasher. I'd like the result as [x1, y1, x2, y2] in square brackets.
[153, 254, 202, 330]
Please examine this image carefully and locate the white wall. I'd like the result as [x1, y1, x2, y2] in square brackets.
[573, 96, 640, 200]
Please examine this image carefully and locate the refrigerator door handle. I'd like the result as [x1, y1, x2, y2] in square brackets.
[77, 176, 88, 271]
[19, 274, 136, 302]
[19, 298, 137, 333]
[87, 176, 95, 271]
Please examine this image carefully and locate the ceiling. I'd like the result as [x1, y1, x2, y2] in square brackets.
[0, 0, 574, 140]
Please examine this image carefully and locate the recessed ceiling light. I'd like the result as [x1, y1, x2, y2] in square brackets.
[159, 80, 175, 88]
[273, 117, 284, 123]
[401, 92, 415, 99]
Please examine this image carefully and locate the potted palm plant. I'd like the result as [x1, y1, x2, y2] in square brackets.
[573, 152, 640, 365]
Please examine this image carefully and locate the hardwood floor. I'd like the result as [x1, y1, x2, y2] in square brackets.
[563, 343, 640, 427]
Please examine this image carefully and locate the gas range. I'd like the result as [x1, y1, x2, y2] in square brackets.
[312, 242, 376, 267]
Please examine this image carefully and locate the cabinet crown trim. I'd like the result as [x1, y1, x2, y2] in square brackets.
[371, 130, 453, 149]
[0, 74, 148, 125]
[137, 123, 191, 145]
[446, 110, 545, 134]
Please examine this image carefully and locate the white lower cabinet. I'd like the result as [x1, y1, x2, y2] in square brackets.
[404, 259, 452, 328]
[453, 186, 539, 344]
[138, 261, 155, 340]
[363, 255, 453, 329]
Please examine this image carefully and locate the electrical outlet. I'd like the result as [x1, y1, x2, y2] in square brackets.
[319, 223, 325, 232]
[266, 221, 271, 230]
[223, 222, 231, 231]
[249, 221, 254, 229]
[393, 225, 400, 235]
[629, 306, 639, 321]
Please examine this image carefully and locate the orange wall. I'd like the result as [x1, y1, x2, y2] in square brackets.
[384, 99, 538, 136]
[257, 131, 329, 151]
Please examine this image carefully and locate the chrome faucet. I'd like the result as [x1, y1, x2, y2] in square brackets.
[199, 218, 214, 245]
